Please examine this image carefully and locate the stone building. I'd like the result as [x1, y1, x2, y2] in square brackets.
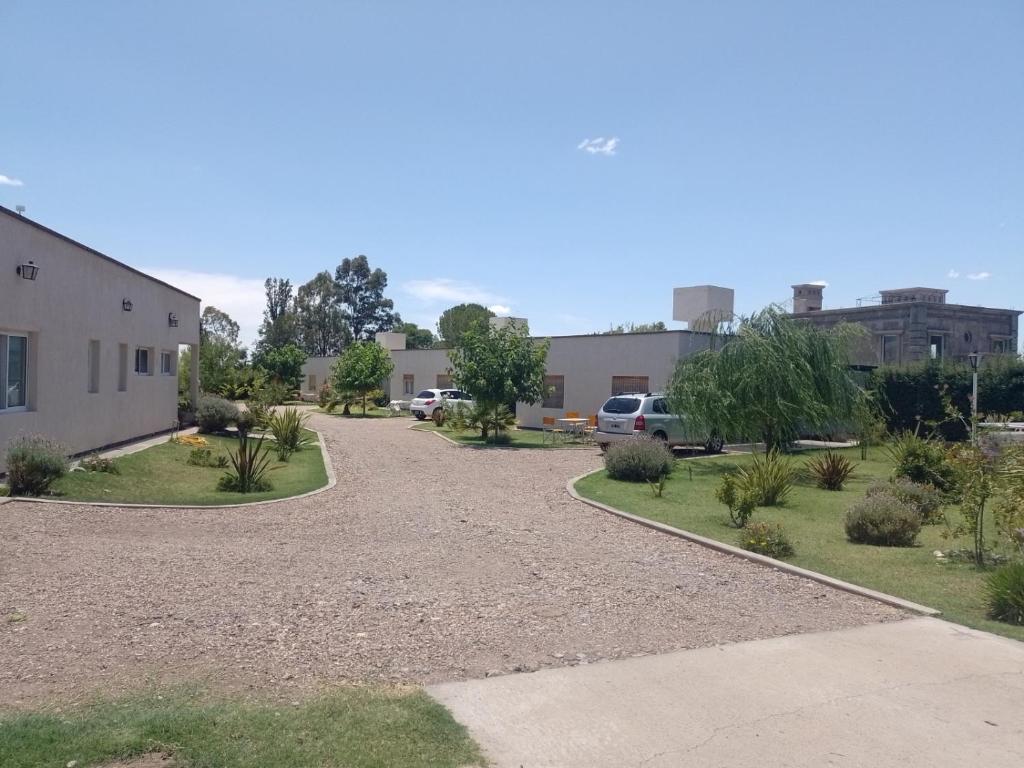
[788, 284, 1020, 366]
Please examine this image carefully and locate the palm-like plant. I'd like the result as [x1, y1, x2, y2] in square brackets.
[269, 407, 312, 460]
[806, 451, 857, 491]
[218, 433, 275, 493]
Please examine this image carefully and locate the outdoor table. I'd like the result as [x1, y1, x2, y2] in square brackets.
[556, 417, 588, 440]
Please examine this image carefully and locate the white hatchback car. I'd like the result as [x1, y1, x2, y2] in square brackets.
[409, 389, 475, 420]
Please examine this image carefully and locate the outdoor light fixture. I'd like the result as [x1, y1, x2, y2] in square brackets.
[16, 260, 39, 280]
[967, 350, 980, 371]
[122, 298, 133, 312]
[968, 350, 981, 444]
[168, 312, 179, 327]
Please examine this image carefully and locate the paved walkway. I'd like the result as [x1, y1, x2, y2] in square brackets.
[430, 617, 1024, 767]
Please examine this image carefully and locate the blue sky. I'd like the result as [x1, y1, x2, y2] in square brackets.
[2, 1, 1022, 346]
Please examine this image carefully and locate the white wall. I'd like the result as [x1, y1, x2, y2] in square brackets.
[388, 349, 454, 399]
[299, 357, 338, 397]
[0, 209, 200, 471]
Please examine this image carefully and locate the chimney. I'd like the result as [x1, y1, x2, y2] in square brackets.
[792, 284, 823, 313]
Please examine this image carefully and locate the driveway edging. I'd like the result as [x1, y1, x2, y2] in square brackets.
[567, 468, 941, 617]
[7, 428, 337, 510]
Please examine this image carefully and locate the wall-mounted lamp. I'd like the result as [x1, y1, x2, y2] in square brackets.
[122, 298, 134, 312]
[16, 260, 39, 280]
[168, 312, 179, 327]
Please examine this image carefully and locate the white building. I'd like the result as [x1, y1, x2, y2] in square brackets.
[0, 206, 200, 472]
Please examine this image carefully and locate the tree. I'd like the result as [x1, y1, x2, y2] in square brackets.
[602, 321, 668, 334]
[395, 321, 436, 349]
[437, 303, 495, 347]
[191, 306, 246, 396]
[334, 255, 397, 341]
[668, 307, 865, 451]
[331, 341, 395, 415]
[449, 322, 549, 439]
[254, 343, 307, 391]
[295, 271, 351, 356]
[257, 278, 299, 353]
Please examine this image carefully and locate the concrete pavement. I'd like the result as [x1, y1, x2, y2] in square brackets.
[429, 618, 1024, 767]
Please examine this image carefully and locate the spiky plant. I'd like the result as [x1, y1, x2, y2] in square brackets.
[218, 433, 275, 493]
[806, 451, 857, 491]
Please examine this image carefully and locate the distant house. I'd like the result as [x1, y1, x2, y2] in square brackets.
[788, 284, 1021, 366]
[0, 206, 200, 472]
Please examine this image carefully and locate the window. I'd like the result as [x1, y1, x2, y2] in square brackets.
[88, 340, 101, 393]
[135, 347, 152, 375]
[991, 338, 1011, 354]
[118, 344, 128, 391]
[403, 374, 415, 395]
[603, 396, 642, 414]
[880, 335, 900, 364]
[611, 375, 649, 395]
[542, 375, 564, 409]
[653, 398, 670, 414]
[0, 333, 29, 411]
[308, 374, 318, 392]
[436, 373, 453, 389]
[929, 335, 944, 360]
[160, 351, 174, 375]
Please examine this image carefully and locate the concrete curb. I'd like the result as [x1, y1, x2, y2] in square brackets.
[567, 468, 941, 617]
[7, 428, 337, 511]
[408, 423, 599, 451]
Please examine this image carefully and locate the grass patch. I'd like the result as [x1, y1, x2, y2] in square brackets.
[413, 422, 591, 449]
[574, 446, 1024, 642]
[0, 686, 482, 768]
[49, 431, 327, 506]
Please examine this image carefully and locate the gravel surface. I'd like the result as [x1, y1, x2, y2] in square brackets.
[0, 415, 905, 707]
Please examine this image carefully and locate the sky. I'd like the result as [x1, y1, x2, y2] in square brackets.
[2, 1, 1022, 347]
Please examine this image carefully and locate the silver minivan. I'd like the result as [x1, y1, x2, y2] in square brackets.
[594, 393, 723, 453]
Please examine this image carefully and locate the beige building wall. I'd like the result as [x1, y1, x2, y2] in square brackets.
[517, 331, 714, 429]
[1, 208, 200, 472]
[388, 349, 454, 399]
[299, 356, 338, 398]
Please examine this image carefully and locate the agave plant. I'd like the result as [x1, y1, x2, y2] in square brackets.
[736, 449, 796, 506]
[268, 407, 312, 461]
[218, 433, 275, 493]
[806, 450, 857, 491]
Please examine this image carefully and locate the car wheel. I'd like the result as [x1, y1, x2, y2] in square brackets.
[598, 443, 609, 453]
[704, 433, 724, 454]
[432, 408, 443, 420]
[414, 412, 426, 421]
[652, 430, 669, 445]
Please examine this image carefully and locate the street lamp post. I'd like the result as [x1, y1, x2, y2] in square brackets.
[967, 351, 980, 445]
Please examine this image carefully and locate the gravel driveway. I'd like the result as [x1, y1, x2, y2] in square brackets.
[0, 415, 904, 707]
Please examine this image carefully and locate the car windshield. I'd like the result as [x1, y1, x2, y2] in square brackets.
[603, 397, 642, 414]
[416, 390, 436, 399]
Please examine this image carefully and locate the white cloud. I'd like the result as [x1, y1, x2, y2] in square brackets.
[577, 137, 619, 156]
[144, 268, 266, 347]
[488, 304, 511, 316]
[947, 269, 960, 278]
[967, 271, 991, 281]
[402, 278, 509, 307]
[0, 174, 24, 187]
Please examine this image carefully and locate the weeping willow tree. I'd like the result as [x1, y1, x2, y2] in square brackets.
[668, 307, 866, 451]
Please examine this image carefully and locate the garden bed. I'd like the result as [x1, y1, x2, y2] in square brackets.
[46, 431, 328, 506]
[574, 446, 1024, 642]
[413, 422, 594, 449]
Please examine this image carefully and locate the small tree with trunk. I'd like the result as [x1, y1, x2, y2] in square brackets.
[331, 341, 395, 416]
[448, 322, 549, 441]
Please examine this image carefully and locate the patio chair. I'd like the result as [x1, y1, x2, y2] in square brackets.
[583, 414, 598, 443]
[566, 410, 580, 420]
[542, 416, 564, 443]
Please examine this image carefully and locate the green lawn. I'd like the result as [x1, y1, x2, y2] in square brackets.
[413, 422, 592, 449]
[0, 687, 482, 768]
[575, 446, 1024, 642]
[50, 431, 327, 506]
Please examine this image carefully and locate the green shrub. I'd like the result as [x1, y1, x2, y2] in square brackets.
[805, 451, 857, 491]
[245, 400, 273, 430]
[187, 448, 213, 467]
[984, 563, 1024, 625]
[739, 521, 794, 558]
[255, 380, 290, 406]
[317, 382, 333, 409]
[604, 437, 674, 482]
[218, 433, 274, 493]
[268, 407, 312, 461]
[886, 432, 956, 492]
[866, 478, 943, 524]
[715, 472, 757, 528]
[844, 494, 921, 546]
[736, 449, 796, 506]
[79, 453, 119, 474]
[0, 485, 9, 497]
[5, 435, 69, 496]
[196, 395, 240, 433]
